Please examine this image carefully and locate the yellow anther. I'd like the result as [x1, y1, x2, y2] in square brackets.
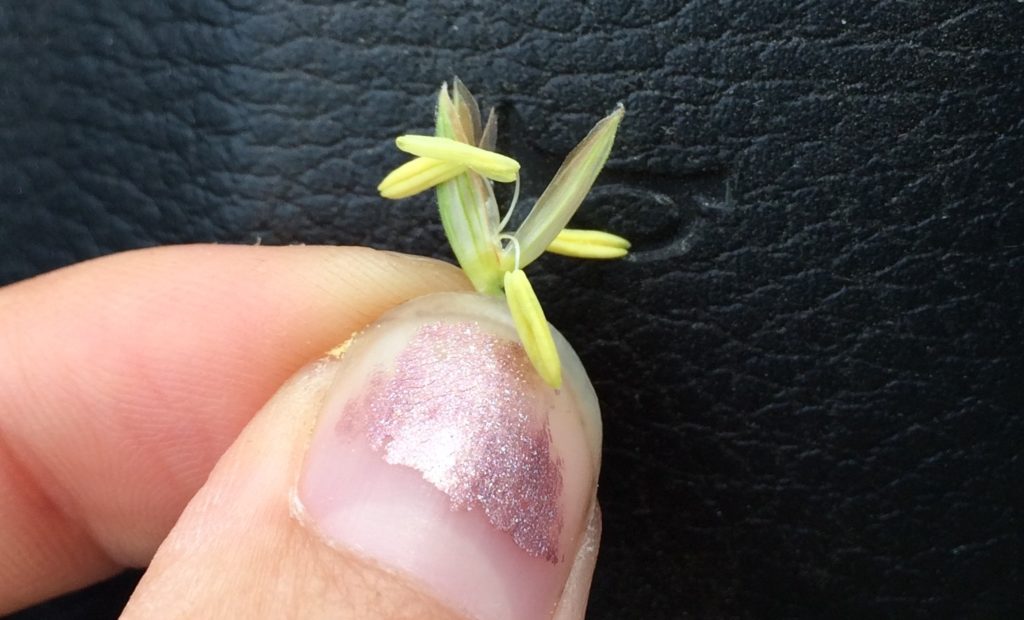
[546, 229, 631, 259]
[503, 269, 562, 388]
[378, 157, 466, 199]
[396, 135, 520, 183]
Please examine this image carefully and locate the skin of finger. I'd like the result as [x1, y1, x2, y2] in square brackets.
[0, 245, 471, 613]
[122, 358, 459, 620]
[552, 504, 602, 620]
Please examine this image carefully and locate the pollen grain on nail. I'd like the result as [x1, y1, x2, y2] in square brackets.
[326, 335, 358, 359]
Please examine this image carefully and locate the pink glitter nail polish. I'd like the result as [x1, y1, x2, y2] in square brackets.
[296, 292, 601, 620]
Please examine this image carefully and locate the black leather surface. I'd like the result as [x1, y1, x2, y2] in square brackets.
[2, 1, 1022, 618]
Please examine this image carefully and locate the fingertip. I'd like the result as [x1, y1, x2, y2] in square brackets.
[126, 294, 605, 620]
[296, 292, 603, 620]
[553, 502, 602, 620]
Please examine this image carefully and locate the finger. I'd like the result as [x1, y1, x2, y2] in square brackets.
[123, 292, 603, 619]
[0, 244, 471, 613]
[553, 505, 601, 620]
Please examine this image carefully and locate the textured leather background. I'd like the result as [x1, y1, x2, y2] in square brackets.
[2, 1, 1022, 618]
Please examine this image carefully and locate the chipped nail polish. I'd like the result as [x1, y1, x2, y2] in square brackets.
[295, 292, 601, 620]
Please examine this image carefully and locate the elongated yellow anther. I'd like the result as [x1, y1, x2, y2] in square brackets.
[547, 228, 631, 259]
[378, 157, 466, 199]
[396, 135, 520, 183]
[503, 269, 562, 388]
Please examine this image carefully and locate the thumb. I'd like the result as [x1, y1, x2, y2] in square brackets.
[122, 292, 603, 620]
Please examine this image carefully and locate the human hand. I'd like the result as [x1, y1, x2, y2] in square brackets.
[0, 245, 602, 619]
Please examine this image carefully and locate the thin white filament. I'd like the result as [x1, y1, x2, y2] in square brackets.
[499, 233, 522, 271]
[498, 174, 521, 233]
